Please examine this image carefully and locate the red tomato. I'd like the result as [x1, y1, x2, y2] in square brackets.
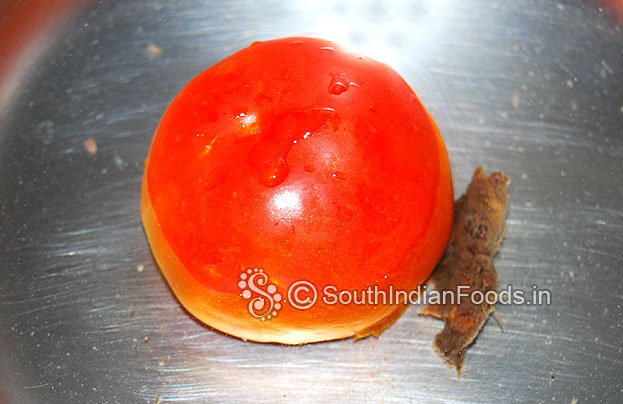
[601, 0, 623, 21]
[142, 37, 453, 343]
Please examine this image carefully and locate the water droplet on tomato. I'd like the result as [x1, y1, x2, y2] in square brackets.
[249, 108, 338, 187]
[328, 73, 349, 95]
[257, 156, 289, 188]
[329, 82, 348, 95]
[319, 46, 335, 53]
[332, 171, 347, 180]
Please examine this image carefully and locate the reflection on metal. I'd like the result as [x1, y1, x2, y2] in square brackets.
[0, 0, 622, 403]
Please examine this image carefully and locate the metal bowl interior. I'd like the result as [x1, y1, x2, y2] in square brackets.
[0, 1, 622, 403]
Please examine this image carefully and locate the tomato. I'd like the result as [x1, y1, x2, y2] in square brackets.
[601, 0, 623, 21]
[141, 37, 453, 344]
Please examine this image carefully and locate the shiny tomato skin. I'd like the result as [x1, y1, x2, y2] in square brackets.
[143, 37, 453, 343]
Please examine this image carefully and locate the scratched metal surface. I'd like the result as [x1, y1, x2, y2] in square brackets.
[0, 0, 622, 403]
